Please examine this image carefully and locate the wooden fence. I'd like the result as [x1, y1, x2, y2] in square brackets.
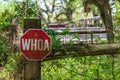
[47, 27, 107, 44]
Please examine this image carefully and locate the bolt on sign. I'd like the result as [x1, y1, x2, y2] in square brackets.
[20, 29, 52, 61]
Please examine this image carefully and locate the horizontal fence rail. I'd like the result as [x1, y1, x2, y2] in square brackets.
[46, 27, 107, 44]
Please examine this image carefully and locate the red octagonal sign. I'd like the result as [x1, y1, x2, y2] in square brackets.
[20, 29, 51, 61]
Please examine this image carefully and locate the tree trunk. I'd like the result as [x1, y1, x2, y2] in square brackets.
[92, 7, 99, 26]
[118, 0, 120, 4]
[97, 1, 114, 43]
[66, 7, 73, 21]
[84, 0, 114, 43]
[23, 1, 27, 18]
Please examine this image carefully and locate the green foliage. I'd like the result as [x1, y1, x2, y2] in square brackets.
[13, 0, 38, 17]
[95, 37, 107, 44]
[45, 29, 62, 47]
[0, 28, 10, 66]
[114, 2, 120, 42]
[66, 0, 79, 11]
[0, 0, 39, 27]
[42, 55, 120, 80]
[114, 2, 120, 27]
[27, 0, 38, 17]
[13, 1, 23, 17]
[5, 52, 21, 72]
[0, 52, 21, 80]
[0, 28, 21, 79]
[0, 9, 14, 27]
[0, 1, 15, 27]
[115, 13, 120, 28]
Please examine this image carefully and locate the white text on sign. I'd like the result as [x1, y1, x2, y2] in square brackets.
[21, 39, 50, 51]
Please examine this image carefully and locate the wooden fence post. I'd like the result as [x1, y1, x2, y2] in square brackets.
[23, 19, 41, 80]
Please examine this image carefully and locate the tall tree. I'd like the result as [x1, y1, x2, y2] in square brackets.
[84, 0, 114, 43]
[64, 0, 78, 21]
[38, 0, 56, 24]
[56, 0, 79, 21]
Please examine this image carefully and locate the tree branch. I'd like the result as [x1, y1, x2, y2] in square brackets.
[51, 0, 56, 13]
[44, 43, 120, 61]
[43, 0, 50, 12]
